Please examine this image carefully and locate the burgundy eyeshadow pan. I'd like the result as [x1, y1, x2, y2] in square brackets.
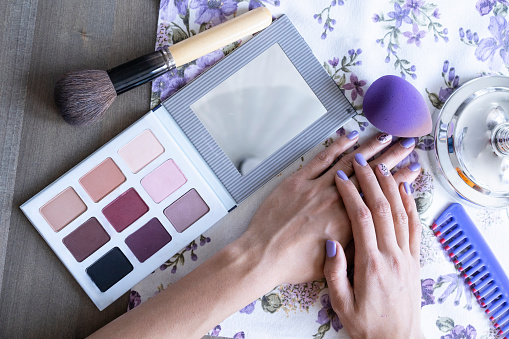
[125, 218, 172, 263]
[102, 188, 148, 232]
[62, 217, 110, 262]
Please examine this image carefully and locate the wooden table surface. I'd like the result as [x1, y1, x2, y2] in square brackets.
[0, 0, 161, 337]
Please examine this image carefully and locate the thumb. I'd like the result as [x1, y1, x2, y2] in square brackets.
[324, 240, 355, 315]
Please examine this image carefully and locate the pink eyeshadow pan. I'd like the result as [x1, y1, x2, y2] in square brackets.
[141, 159, 187, 203]
[63, 217, 110, 262]
[164, 189, 209, 233]
[118, 130, 164, 173]
[40, 187, 87, 232]
[102, 188, 148, 232]
[79, 158, 126, 203]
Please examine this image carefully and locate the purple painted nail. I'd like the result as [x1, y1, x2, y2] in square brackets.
[377, 163, 390, 176]
[326, 240, 337, 258]
[347, 130, 359, 140]
[337, 170, 348, 180]
[377, 133, 392, 144]
[354, 153, 368, 166]
[404, 182, 412, 195]
[408, 162, 421, 172]
[401, 138, 416, 149]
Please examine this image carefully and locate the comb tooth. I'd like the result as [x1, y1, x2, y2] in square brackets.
[442, 229, 461, 243]
[431, 222, 438, 230]
[488, 299, 506, 315]
[457, 247, 475, 263]
[448, 233, 465, 248]
[454, 241, 470, 254]
[462, 254, 480, 270]
[493, 305, 509, 319]
[464, 260, 483, 275]
[484, 291, 502, 305]
[469, 271, 487, 285]
[480, 284, 498, 299]
[496, 313, 509, 329]
[473, 274, 492, 291]
[438, 221, 457, 235]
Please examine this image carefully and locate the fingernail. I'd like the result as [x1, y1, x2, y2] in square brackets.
[354, 153, 368, 166]
[337, 170, 348, 180]
[326, 240, 337, 258]
[404, 182, 412, 195]
[408, 162, 421, 172]
[347, 130, 359, 140]
[377, 133, 392, 144]
[377, 163, 391, 176]
[401, 137, 416, 149]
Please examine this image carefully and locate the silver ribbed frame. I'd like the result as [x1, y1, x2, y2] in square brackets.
[162, 15, 355, 204]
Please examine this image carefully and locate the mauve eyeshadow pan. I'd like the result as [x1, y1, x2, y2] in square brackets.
[164, 189, 209, 233]
[102, 188, 148, 232]
[125, 218, 172, 263]
[63, 217, 110, 262]
[86, 247, 133, 292]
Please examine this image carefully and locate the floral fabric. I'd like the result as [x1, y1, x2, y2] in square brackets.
[131, 0, 509, 338]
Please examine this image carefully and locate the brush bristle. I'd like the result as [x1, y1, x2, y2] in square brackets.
[54, 70, 117, 126]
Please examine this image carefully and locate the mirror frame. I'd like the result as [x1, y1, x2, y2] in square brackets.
[162, 14, 355, 204]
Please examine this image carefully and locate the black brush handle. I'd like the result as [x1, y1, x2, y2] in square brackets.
[107, 47, 175, 95]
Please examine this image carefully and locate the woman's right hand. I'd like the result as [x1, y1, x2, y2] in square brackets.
[324, 153, 422, 338]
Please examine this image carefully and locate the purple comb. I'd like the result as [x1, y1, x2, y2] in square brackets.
[433, 203, 509, 338]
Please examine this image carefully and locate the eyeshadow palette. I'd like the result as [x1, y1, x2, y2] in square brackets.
[21, 15, 355, 310]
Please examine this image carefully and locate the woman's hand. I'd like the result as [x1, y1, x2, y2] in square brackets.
[240, 133, 421, 288]
[324, 153, 422, 339]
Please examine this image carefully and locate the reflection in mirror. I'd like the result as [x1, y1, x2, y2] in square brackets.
[190, 43, 327, 175]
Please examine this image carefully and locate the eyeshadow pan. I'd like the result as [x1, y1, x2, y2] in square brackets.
[40, 187, 87, 232]
[125, 218, 172, 263]
[63, 217, 110, 262]
[118, 130, 164, 173]
[79, 158, 126, 203]
[102, 188, 148, 232]
[141, 159, 187, 203]
[86, 247, 133, 292]
[164, 189, 209, 233]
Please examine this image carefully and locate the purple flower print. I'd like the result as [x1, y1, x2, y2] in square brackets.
[239, 300, 257, 314]
[387, 3, 412, 28]
[158, 71, 187, 102]
[372, 13, 380, 22]
[210, 325, 221, 336]
[343, 73, 366, 101]
[175, 0, 189, 16]
[248, 0, 280, 10]
[432, 8, 441, 18]
[184, 49, 224, 80]
[233, 332, 245, 339]
[190, 0, 238, 25]
[421, 278, 436, 307]
[160, 0, 178, 21]
[316, 294, 343, 332]
[404, 24, 427, 47]
[476, 0, 495, 16]
[404, 0, 424, 16]
[441, 325, 477, 339]
[439, 87, 453, 102]
[128, 290, 141, 310]
[328, 57, 339, 67]
[475, 16, 509, 68]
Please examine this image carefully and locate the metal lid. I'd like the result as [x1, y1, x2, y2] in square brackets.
[434, 75, 509, 208]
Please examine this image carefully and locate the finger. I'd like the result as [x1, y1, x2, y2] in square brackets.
[300, 131, 359, 180]
[375, 163, 409, 251]
[349, 139, 418, 190]
[335, 169, 378, 252]
[400, 182, 422, 260]
[319, 132, 393, 184]
[324, 240, 354, 314]
[393, 162, 421, 186]
[353, 153, 399, 252]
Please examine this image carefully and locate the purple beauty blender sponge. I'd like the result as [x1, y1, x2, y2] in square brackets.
[363, 75, 432, 137]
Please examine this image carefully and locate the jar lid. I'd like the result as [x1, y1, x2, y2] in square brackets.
[434, 75, 509, 208]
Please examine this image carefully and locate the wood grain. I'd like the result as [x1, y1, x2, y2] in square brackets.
[0, 0, 160, 337]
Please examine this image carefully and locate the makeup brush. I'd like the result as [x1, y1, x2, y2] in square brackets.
[54, 7, 272, 126]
